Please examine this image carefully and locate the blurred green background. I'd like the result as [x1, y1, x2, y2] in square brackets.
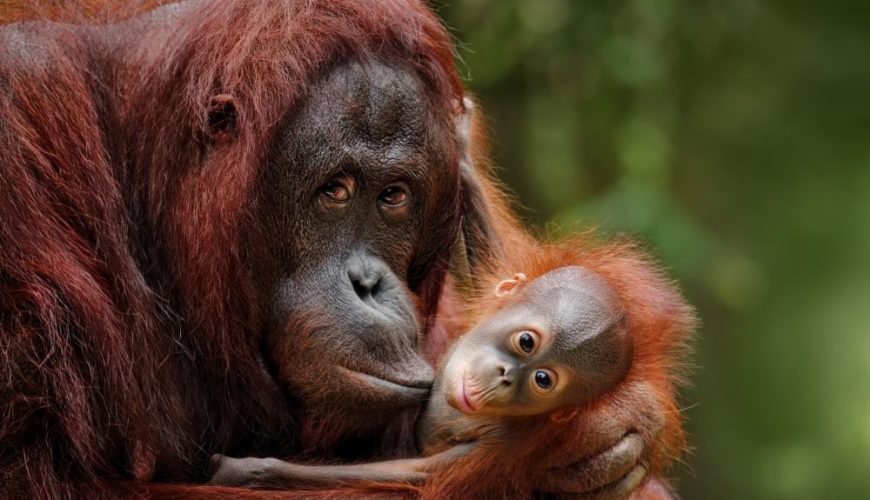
[436, 1, 870, 499]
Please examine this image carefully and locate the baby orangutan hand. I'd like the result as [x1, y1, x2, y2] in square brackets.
[540, 380, 675, 499]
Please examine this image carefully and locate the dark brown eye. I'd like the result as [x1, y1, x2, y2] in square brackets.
[378, 184, 409, 207]
[319, 176, 354, 203]
[517, 331, 535, 353]
[534, 370, 554, 390]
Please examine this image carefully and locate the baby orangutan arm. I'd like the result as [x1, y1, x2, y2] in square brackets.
[207, 444, 474, 489]
[538, 380, 677, 500]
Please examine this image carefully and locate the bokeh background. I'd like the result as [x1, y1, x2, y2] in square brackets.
[436, 1, 870, 499]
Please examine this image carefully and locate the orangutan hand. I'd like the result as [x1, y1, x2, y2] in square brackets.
[540, 381, 671, 499]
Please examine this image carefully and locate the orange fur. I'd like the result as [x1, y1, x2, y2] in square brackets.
[426, 237, 695, 498]
[421, 93, 695, 497]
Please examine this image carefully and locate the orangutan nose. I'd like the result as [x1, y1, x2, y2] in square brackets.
[498, 364, 517, 386]
[347, 252, 387, 304]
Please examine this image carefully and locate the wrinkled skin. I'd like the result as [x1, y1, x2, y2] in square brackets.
[243, 60, 457, 454]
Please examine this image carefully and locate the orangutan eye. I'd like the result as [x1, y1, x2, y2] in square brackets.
[514, 330, 537, 354]
[533, 369, 556, 392]
[319, 176, 354, 203]
[378, 183, 409, 207]
[518, 332, 534, 352]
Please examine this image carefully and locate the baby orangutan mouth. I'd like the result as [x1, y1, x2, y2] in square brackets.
[449, 371, 479, 414]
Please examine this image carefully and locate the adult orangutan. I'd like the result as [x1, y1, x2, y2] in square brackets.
[0, 1, 677, 498]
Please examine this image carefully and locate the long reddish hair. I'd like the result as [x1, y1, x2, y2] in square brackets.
[0, 0, 465, 496]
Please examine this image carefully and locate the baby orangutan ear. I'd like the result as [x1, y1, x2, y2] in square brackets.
[495, 273, 528, 297]
[206, 93, 238, 143]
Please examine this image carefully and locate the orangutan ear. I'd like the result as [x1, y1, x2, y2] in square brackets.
[206, 94, 238, 143]
[448, 96, 505, 294]
[495, 273, 527, 297]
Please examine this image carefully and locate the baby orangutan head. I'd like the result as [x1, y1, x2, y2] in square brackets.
[442, 266, 633, 417]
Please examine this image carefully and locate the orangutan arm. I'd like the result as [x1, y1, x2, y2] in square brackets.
[207, 444, 474, 489]
[535, 380, 679, 500]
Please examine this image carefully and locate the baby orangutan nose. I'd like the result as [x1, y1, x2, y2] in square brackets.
[497, 364, 517, 386]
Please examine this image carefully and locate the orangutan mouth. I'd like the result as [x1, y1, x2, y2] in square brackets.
[451, 372, 479, 414]
[337, 366, 431, 401]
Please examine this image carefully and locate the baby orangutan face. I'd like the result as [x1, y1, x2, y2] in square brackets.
[441, 266, 633, 417]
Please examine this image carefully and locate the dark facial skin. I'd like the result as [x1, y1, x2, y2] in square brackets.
[244, 60, 457, 444]
[440, 266, 632, 418]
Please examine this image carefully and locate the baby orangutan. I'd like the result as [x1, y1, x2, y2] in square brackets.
[209, 242, 691, 498]
[416, 266, 632, 455]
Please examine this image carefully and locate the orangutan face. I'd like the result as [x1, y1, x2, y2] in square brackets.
[246, 59, 459, 448]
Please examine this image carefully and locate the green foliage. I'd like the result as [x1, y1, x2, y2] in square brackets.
[438, 0, 870, 498]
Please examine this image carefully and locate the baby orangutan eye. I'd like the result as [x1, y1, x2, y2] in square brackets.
[513, 330, 538, 354]
[533, 369, 557, 393]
